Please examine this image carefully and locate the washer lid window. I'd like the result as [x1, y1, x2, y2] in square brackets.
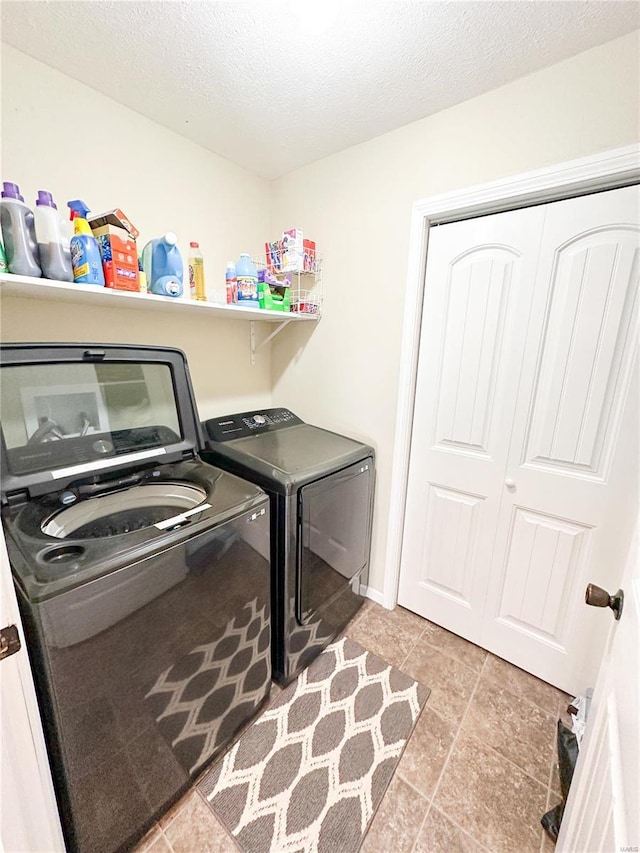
[0, 345, 203, 501]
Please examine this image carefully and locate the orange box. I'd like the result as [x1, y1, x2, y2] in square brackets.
[94, 230, 139, 291]
[89, 209, 139, 291]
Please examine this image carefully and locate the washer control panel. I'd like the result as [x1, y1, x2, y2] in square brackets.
[204, 408, 303, 442]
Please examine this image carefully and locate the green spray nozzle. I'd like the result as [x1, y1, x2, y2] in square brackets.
[67, 199, 91, 221]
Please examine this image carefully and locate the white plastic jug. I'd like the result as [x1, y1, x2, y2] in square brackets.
[34, 190, 73, 281]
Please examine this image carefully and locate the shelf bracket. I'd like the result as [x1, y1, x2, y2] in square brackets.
[250, 319, 291, 365]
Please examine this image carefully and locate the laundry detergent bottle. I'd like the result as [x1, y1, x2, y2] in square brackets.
[141, 232, 184, 297]
[0, 181, 41, 277]
[67, 200, 105, 285]
[34, 190, 73, 281]
[236, 253, 259, 305]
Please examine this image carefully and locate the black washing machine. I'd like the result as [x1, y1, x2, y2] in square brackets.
[0, 344, 272, 853]
[201, 408, 375, 685]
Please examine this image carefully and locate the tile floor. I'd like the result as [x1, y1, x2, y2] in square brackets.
[134, 601, 569, 853]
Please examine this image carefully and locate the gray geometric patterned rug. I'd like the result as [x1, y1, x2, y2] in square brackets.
[198, 636, 429, 853]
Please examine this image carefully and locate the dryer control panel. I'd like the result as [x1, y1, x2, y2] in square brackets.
[204, 408, 303, 442]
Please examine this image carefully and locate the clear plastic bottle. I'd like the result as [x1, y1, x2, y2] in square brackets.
[34, 190, 73, 281]
[225, 261, 237, 304]
[0, 182, 41, 277]
[188, 241, 206, 301]
[236, 253, 258, 306]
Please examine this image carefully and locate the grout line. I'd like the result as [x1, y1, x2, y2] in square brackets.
[429, 804, 494, 853]
[399, 623, 484, 680]
[394, 772, 433, 805]
[427, 653, 486, 811]
[462, 727, 553, 793]
[409, 802, 432, 853]
[398, 624, 429, 671]
[547, 734, 557, 796]
[160, 828, 176, 853]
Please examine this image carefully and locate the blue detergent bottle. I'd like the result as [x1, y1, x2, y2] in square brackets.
[141, 232, 184, 297]
[236, 253, 259, 305]
[67, 200, 105, 285]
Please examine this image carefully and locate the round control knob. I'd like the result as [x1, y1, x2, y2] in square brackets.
[253, 414, 266, 425]
[505, 478, 516, 489]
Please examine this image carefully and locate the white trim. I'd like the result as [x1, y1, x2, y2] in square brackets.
[0, 534, 65, 852]
[383, 143, 640, 610]
[361, 585, 385, 606]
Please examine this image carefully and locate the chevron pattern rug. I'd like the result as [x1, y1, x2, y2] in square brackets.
[198, 636, 429, 853]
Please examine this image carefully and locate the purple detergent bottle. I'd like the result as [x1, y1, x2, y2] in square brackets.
[34, 190, 73, 281]
[0, 182, 41, 277]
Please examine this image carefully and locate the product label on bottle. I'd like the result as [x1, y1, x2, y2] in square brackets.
[73, 262, 89, 281]
[237, 275, 258, 302]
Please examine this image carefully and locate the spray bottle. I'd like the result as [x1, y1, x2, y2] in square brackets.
[67, 200, 105, 286]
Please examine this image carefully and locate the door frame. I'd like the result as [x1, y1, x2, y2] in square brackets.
[383, 143, 640, 610]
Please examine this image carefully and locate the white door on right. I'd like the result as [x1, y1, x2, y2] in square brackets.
[556, 522, 639, 853]
[399, 185, 639, 694]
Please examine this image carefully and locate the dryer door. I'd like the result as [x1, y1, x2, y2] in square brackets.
[296, 458, 374, 624]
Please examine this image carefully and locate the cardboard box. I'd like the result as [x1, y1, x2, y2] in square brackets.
[94, 231, 139, 291]
[282, 228, 303, 272]
[88, 208, 139, 239]
[89, 209, 139, 291]
[265, 240, 283, 272]
[257, 269, 290, 311]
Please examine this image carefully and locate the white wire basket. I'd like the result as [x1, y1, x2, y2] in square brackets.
[253, 249, 323, 317]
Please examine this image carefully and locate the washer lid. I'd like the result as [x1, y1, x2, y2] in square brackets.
[0, 344, 203, 500]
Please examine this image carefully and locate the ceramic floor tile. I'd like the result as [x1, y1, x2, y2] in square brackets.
[461, 679, 556, 786]
[163, 791, 237, 853]
[540, 785, 560, 852]
[345, 604, 426, 669]
[541, 825, 558, 852]
[132, 824, 164, 852]
[401, 642, 479, 723]
[482, 655, 566, 716]
[414, 806, 489, 853]
[361, 775, 430, 853]
[434, 731, 548, 853]
[347, 597, 376, 630]
[419, 621, 488, 673]
[396, 707, 458, 799]
[144, 830, 173, 852]
[158, 788, 192, 830]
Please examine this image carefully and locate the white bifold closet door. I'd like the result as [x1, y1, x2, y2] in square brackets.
[398, 185, 639, 694]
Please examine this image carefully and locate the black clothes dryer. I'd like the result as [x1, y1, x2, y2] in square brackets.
[0, 344, 271, 853]
[202, 408, 375, 685]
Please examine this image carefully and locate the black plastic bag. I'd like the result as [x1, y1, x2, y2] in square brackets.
[541, 720, 579, 842]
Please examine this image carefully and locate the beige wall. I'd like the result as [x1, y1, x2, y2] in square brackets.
[2, 34, 639, 595]
[270, 31, 640, 594]
[0, 45, 273, 419]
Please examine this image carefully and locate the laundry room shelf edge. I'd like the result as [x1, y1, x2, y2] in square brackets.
[0, 273, 321, 324]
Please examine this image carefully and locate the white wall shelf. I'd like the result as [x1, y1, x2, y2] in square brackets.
[0, 273, 321, 325]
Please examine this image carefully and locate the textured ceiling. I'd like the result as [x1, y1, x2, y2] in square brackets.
[2, 1, 639, 179]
